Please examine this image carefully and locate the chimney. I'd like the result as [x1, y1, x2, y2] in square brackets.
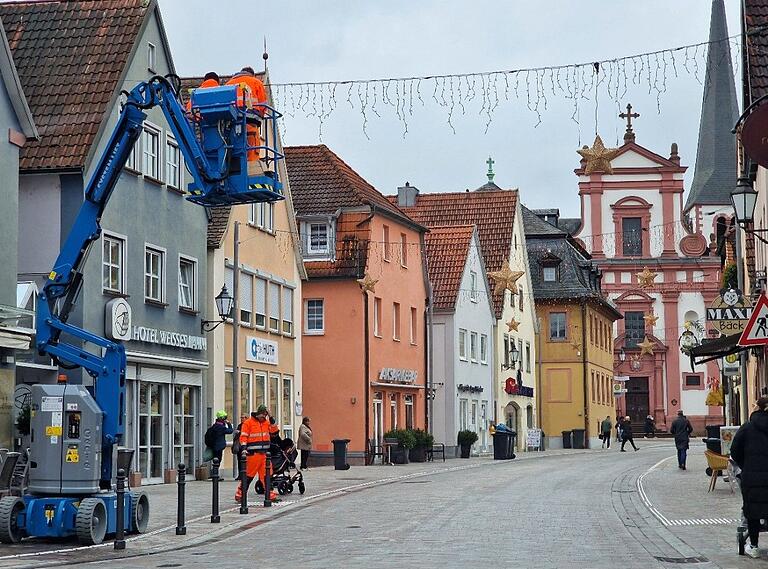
[397, 182, 419, 207]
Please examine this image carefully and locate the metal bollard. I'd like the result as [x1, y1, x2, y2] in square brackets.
[176, 463, 187, 535]
[239, 451, 248, 514]
[114, 468, 126, 550]
[210, 457, 220, 523]
[263, 451, 272, 508]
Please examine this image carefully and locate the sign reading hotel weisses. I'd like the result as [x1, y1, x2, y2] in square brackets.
[706, 288, 753, 335]
[131, 325, 207, 351]
[246, 336, 278, 365]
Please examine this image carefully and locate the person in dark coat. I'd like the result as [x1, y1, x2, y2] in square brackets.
[643, 415, 655, 438]
[232, 414, 249, 479]
[669, 410, 693, 470]
[206, 410, 233, 463]
[620, 416, 638, 452]
[730, 397, 768, 558]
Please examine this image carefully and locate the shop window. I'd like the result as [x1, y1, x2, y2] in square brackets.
[404, 395, 414, 430]
[178, 256, 196, 310]
[390, 394, 398, 429]
[253, 373, 266, 411]
[549, 312, 566, 341]
[269, 374, 280, 419]
[459, 399, 468, 431]
[138, 382, 165, 481]
[282, 376, 293, 439]
[305, 299, 324, 334]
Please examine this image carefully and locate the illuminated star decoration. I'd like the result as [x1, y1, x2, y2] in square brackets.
[643, 313, 658, 327]
[636, 267, 658, 290]
[487, 260, 524, 296]
[571, 339, 581, 351]
[637, 336, 655, 357]
[506, 318, 520, 332]
[576, 135, 621, 175]
[356, 273, 378, 294]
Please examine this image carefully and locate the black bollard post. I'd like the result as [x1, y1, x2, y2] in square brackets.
[176, 463, 187, 535]
[239, 451, 248, 514]
[114, 468, 126, 550]
[210, 457, 220, 523]
[263, 451, 272, 508]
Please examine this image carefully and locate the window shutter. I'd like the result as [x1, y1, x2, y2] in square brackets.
[224, 267, 234, 296]
[239, 273, 253, 312]
[255, 278, 266, 315]
[282, 287, 293, 321]
[269, 282, 280, 319]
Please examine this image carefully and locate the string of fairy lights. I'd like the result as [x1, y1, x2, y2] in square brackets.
[263, 30, 752, 140]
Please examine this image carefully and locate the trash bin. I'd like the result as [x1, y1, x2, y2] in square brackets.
[508, 430, 517, 459]
[562, 430, 572, 449]
[493, 431, 510, 459]
[572, 429, 585, 450]
[539, 431, 546, 452]
[703, 425, 724, 455]
[705, 425, 724, 439]
[332, 439, 351, 470]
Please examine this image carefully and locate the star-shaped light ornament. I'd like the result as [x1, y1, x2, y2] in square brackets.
[643, 313, 658, 327]
[571, 339, 581, 351]
[637, 336, 655, 357]
[577, 135, 621, 175]
[356, 273, 378, 294]
[487, 261, 524, 295]
[506, 318, 520, 332]
[636, 267, 658, 290]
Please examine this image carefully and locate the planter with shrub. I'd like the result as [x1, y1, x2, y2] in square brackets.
[457, 430, 478, 458]
[409, 429, 435, 462]
[384, 429, 416, 464]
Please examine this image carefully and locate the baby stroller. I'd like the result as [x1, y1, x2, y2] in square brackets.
[254, 438, 305, 496]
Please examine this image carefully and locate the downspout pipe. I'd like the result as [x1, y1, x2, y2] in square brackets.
[363, 289, 370, 463]
[581, 301, 589, 448]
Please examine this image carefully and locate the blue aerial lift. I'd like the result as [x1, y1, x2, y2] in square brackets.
[0, 75, 284, 545]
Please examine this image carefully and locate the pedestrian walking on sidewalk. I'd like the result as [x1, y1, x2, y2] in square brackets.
[670, 410, 693, 470]
[204, 411, 233, 463]
[232, 414, 248, 479]
[730, 397, 768, 558]
[298, 416, 313, 470]
[644, 415, 656, 438]
[615, 414, 623, 442]
[620, 416, 639, 452]
[600, 416, 612, 449]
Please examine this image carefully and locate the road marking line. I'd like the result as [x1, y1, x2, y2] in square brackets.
[636, 455, 674, 526]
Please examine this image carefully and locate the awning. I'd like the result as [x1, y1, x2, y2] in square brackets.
[689, 333, 748, 367]
[0, 328, 31, 350]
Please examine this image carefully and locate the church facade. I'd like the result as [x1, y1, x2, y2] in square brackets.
[571, 122, 722, 433]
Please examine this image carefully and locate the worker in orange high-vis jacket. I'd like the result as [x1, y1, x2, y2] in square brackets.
[185, 71, 220, 112]
[235, 404, 279, 503]
[225, 66, 268, 175]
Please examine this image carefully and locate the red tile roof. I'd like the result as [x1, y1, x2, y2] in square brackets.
[425, 225, 475, 311]
[284, 144, 418, 227]
[0, 0, 149, 171]
[746, 0, 768, 100]
[390, 189, 517, 318]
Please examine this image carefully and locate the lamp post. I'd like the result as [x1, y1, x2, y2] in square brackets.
[200, 285, 234, 333]
[618, 348, 626, 363]
[502, 343, 520, 371]
[731, 177, 758, 227]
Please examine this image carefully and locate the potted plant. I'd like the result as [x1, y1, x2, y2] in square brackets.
[384, 429, 416, 464]
[457, 430, 478, 458]
[409, 429, 434, 462]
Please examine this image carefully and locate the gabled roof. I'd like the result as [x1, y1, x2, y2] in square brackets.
[389, 188, 517, 318]
[424, 225, 475, 311]
[745, 0, 768, 101]
[0, 0, 151, 171]
[685, 0, 740, 212]
[520, 206, 566, 237]
[284, 145, 419, 229]
[0, 18, 35, 138]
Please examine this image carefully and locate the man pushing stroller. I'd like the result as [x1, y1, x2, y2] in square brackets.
[235, 404, 281, 503]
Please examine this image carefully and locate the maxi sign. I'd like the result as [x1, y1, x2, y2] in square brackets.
[706, 288, 753, 335]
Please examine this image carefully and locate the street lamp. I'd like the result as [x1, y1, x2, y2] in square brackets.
[618, 348, 626, 363]
[200, 285, 234, 332]
[502, 343, 520, 371]
[731, 177, 758, 226]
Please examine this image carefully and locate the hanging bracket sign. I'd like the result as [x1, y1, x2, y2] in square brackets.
[706, 288, 752, 335]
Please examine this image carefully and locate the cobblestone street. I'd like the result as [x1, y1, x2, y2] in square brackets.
[0, 441, 758, 569]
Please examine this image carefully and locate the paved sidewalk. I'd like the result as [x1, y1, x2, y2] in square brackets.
[0, 448, 589, 568]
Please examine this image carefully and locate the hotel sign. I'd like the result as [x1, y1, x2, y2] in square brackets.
[132, 325, 207, 351]
[246, 336, 279, 365]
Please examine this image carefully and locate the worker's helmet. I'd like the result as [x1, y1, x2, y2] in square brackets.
[216, 410, 228, 420]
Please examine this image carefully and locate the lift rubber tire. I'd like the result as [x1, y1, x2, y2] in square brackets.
[255, 480, 264, 495]
[738, 526, 747, 555]
[0, 496, 25, 544]
[76, 498, 107, 545]
[130, 491, 149, 534]
[298, 481, 306, 495]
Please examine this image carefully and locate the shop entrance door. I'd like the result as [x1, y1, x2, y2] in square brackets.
[373, 393, 383, 447]
[173, 385, 197, 472]
[139, 382, 166, 483]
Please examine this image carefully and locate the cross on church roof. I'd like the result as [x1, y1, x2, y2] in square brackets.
[619, 103, 640, 142]
[486, 156, 495, 183]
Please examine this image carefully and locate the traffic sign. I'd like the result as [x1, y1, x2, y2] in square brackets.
[739, 295, 768, 346]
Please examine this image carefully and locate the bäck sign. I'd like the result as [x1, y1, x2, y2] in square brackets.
[742, 103, 768, 168]
[706, 288, 753, 334]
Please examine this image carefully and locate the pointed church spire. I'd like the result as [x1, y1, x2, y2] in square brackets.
[684, 0, 740, 213]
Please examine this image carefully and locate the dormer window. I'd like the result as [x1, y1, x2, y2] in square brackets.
[543, 267, 557, 282]
[301, 219, 334, 260]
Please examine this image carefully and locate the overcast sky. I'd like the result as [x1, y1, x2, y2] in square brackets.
[161, 1, 741, 217]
